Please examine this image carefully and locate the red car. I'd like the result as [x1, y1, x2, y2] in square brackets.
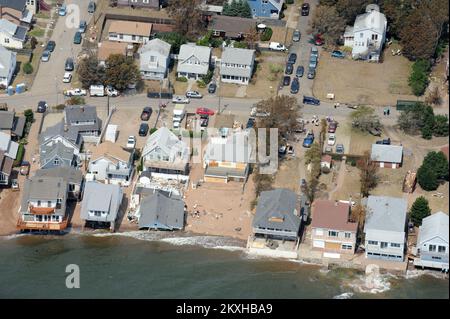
[196, 107, 215, 116]
[314, 34, 324, 46]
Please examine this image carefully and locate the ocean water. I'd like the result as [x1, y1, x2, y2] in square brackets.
[0, 232, 448, 299]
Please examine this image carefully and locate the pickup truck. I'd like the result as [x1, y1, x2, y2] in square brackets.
[268, 42, 288, 51]
[302, 132, 314, 148]
[64, 88, 87, 96]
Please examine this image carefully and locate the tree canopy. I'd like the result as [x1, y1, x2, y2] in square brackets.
[409, 196, 431, 226]
[223, 0, 252, 18]
[104, 54, 141, 91]
[350, 106, 381, 133]
[167, 0, 204, 38]
[417, 151, 449, 191]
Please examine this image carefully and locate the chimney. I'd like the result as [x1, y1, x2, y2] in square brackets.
[80, 106, 85, 112]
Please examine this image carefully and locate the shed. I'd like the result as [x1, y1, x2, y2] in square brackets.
[105, 124, 118, 143]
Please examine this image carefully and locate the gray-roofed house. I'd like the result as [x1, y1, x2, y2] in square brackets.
[80, 181, 123, 231]
[0, 18, 27, 49]
[138, 38, 171, 80]
[203, 132, 253, 183]
[0, 45, 16, 87]
[364, 195, 408, 261]
[414, 212, 449, 271]
[142, 127, 190, 179]
[371, 144, 403, 169]
[0, 110, 25, 138]
[177, 43, 212, 80]
[343, 4, 387, 62]
[0, 130, 18, 159]
[0, 150, 13, 185]
[39, 121, 82, 155]
[34, 167, 83, 200]
[39, 141, 76, 170]
[64, 105, 101, 138]
[136, 190, 185, 230]
[220, 47, 255, 85]
[208, 15, 255, 40]
[17, 176, 69, 231]
[252, 189, 303, 241]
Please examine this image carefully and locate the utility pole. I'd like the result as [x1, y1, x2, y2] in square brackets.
[107, 94, 110, 116]
[218, 77, 221, 114]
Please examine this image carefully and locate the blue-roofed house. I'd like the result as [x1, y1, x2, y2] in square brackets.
[247, 0, 284, 19]
[414, 212, 449, 271]
[364, 195, 408, 262]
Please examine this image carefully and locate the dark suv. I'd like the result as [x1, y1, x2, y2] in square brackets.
[140, 107, 153, 121]
[303, 96, 320, 105]
[301, 3, 310, 16]
[65, 58, 74, 71]
[37, 101, 47, 113]
[288, 53, 297, 64]
[139, 123, 149, 136]
[45, 41, 56, 52]
[285, 63, 294, 75]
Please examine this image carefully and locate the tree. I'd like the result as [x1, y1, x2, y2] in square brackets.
[397, 102, 428, 135]
[335, 0, 372, 25]
[433, 115, 449, 137]
[304, 143, 322, 202]
[23, 109, 34, 124]
[77, 55, 105, 88]
[311, 5, 346, 46]
[23, 62, 33, 74]
[238, 0, 252, 18]
[155, 32, 187, 54]
[417, 151, 449, 191]
[350, 202, 366, 238]
[105, 54, 141, 91]
[253, 166, 274, 197]
[357, 151, 378, 197]
[410, 196, 431, 226]
[319, 119, 327, 149]
[417, 164, 439, 191]
[425, 86, 442, 106]
[167, 0, 204, 38]
[350, 105, 381, 133]
[408, 59, 431, 96]
[30, 36, 38, 50]
[421, 105, 435, 139]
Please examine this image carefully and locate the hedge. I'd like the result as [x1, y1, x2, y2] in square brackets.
[23, 62, 33, 74]
[176, 77, 188, 82]
[14, 143, 25, 166]
[260, 28, 273, 42]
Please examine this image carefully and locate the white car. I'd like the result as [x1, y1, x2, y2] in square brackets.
[327, 134, 336, 146]
[172, 96, 190, 104]
[106, 86, 119, 97]
[63, 72, 72, 83]
[250, 106, 270, 117]
[126, 136, 136, 149]
[64, 88, 87, 96]
[186, 90, 202, 98]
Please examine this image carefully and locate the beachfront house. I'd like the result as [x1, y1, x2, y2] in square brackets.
[80, 181, 123, 231]
[0, 110, 25, 138]
[370, 144, 403, 169]
[220, 47, 255, 85]
[34, 167, 83, 201]
[141, 127, 190, 179]
[177, 43, 212, 80]
[203, 131, 253, 183]
[136, 189, 185, 230]
[39, 141, 76, 170]
[364, 195, 408, 262]
[0, 18, 27, 49]
[86, 141, 134, 187]
[0, 45, 16, 87]
[138, 38, 171, 80]
[343, 4, 387, 62]
[17, 176, 69, 231]
[208, 15, 255, 40]
[311, 200, 358, 258]
[247, 0, 284, 19]
[414, 212, 449, 271]
[108, 20, 152, 45]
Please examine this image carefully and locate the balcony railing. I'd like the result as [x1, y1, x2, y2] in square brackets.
[17, 218, 69, 231]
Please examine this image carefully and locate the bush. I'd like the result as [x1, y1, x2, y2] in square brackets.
[201, 69, 214, 84]
[409, 196, 431, 226]
[408, 59, 431, 96]
[233, 41, 248, 49]
[176, 77, 188, 82]
[23, 109, 34, 123]
[13, 143, 25, 166]
[260, 28, 273, 41]
[23, 62, 33, 74]
[53, 104, 66, 111]
[417, 164, 439, 191]
[150, 127, 158, 135]
[197, 79, 206, 88]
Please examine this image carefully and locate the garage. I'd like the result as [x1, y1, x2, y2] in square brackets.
[325, 241, 341, 250]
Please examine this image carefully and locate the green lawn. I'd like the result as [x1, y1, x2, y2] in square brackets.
[28, 27, 45, 38]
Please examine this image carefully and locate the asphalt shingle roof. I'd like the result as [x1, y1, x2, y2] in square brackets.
[364, 195, 407, 233]
[371, 144, 403, 163]
[418, 212, 449, 245]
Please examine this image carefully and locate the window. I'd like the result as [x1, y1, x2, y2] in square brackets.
[54, 158, 59, 165]
[429, 245, 437, 252]
[328, 230, 338, 237]
[344, 232, 351, 239]
[368, 240, 378, 245]
[380, 242, 388, 249]
[432, 256, 442, 260]
[391, 243, 401, 248]
[342, 244, 352, 250]
[360, 33, 363, 38]
[47, 201, 51, 207]
[438, 246, 446, 253]
[5, 38, 9, 44]
[37, 200, 41, 206]
[372, 34, 378, 40]
[132, 35, 136, 41]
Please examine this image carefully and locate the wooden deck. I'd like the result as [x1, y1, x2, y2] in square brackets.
[17, 218, 69, 231]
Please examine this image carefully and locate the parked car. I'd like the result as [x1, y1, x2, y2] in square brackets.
[20, 161, 30, 176]
[208, 82, 217, 94]
[186, 90, 202, 98]
[246, 117, 256, 129]
[172, 96, 190, 104]
[278, 145, 287, 156]
[314, 34, 325, 46]
[269, 42, 288, 51]
[328, 121, 337, 133]
[64, 88, 87, 96]
[290, 77, 300, 94]
[336, 144, 344, 154]
[307, 68, 316, 79]
[303, 132, 315, 148]
[41, 50, 51, 62]
[283, 76, 291, 86]
[65, 58, 74, 71]
[140, 107, 153, 121]
[309, 55, 318, 69]
[296, 66, 304, 78]
[196, 107, 215, 116]
[311, 47, 319, 58]
[301, 3, 310, 16]
[292, 30, 301, 42]
[11, 179, 19, 191]
[139, 123, 149, 136]
[45, 40, 56, 52]
[88, 1, 96, 13]
[303, 96, 320, 105]
[106, 85, 119, 97]
[376, 138, 391, 145]
[200, 115, 209, 129]
[288, 53, 297, 64]
[63, 72, 72, 83]
[58, 4, 67, 16]
[79, 20, 87, 33]
[126, 136, 136, 149]
[37, 101, 47, 113]
[250, 107, 270, 118]
[73, 31, 82, 44]
[331, 50, 345, 58]
[327, 134, 336, 146]
[285, 63, 294, 75]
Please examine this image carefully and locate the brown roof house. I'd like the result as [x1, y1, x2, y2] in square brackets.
[311, 200, 358, 258]
[108, 20, 152, 44]
[208, 15, 256, 40]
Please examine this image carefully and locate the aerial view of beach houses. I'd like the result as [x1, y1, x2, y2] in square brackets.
[0, 0, 448, 299]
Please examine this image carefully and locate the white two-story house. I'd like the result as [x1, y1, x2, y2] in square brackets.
[343, 4, 387, 62]
[0, 18, 27, 49]
[177, 43, 212, 80]
[0, 45, 16, 87]
[138, 38, 171, 80]
[220, 47, 255, 85]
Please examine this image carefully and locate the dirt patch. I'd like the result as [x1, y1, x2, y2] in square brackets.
[349, 128, 379, 156]
[313, 49, 416, 105]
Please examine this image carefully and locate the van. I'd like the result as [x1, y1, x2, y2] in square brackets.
[89, 85, 105, 97]
[303, 96, 320, 105]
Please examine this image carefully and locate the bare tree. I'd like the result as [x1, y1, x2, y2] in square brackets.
[311, 5, 346, 46]
[425, 86, 442, 106]
[167, 0, 205, 38]
[304, 143, 322, 202]
[357, 151, 378, 198]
